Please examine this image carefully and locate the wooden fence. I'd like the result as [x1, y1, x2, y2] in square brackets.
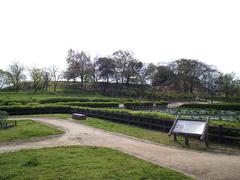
[76, 108, 240, 145]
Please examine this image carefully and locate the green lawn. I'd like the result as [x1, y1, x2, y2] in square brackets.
[0, 120, 63, 142]
[0, 146, 191, 180]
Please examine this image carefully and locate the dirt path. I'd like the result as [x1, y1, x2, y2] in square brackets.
[1, 118, 240, 180]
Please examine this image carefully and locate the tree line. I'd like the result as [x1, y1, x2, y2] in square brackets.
[0, 49, 240, 98]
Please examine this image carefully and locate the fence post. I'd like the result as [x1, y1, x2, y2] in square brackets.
[218, 125, 223, 142]
[174, 134, 177, 141]
[185, 136, 189, 146]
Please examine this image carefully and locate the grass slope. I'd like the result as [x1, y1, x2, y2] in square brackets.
[0, 120, 63, 142]
[0, 146, 191, 180]
[0, 92, 118, 101]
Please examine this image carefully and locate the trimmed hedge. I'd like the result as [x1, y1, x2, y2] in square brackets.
[0, 105, 73, 115]
[39, 98, 117, 104]
[181, 103, 240, 111]
[0, 100, 29, 106]
[155, 101, 168, 106]
[124, 102, 154, 109]
[56, 102, 119, 108]
[0, 104, 174, 120]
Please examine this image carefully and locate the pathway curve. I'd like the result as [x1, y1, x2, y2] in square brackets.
[1, 118, 240, 180]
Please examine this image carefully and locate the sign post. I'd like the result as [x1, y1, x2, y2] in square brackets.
[169, 116, 209, 146]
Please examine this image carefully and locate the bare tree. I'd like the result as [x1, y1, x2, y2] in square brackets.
[112, 50, 133, 84]
[49, 65, 62, 93]
[8, 61, 25, 91]
[89, 56, 100, 83]
[65, 49, 91, 89]
[42, 70, 51, 91]
[0, 69, 11, 89]
[29, 67, 44, 92]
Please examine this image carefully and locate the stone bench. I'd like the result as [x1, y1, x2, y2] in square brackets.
[72, 113, 87, 120]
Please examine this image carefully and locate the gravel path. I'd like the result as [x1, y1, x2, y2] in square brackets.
[1, 118, 240, 180]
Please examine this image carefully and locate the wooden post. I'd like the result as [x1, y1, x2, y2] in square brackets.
[185, 136, 189, 146]
[174, 134, 177, 142]
[204, 132, 209, 147]
[218, 125, 223, 142]
[138, 118, 140, 127]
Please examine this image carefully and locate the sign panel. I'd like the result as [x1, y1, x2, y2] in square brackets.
[172, 120, 207, 135]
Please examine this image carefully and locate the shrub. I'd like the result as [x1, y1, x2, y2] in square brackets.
[0, 110, 8, 128]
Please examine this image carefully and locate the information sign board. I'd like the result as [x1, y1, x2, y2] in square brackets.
[168, 117, 209, 146]
[173, 120, 206, 135]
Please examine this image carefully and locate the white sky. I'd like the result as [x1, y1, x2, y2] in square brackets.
[0, 0, 239, 77]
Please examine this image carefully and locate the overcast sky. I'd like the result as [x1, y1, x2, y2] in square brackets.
[0, 0, 239, 76]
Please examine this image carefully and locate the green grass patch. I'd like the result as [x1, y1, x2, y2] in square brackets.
[0, 146, 191, 180]
[0, 120, 63, 142]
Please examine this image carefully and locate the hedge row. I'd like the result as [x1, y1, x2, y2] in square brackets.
[124, 102, 154, 108]
[155, 101, 168, 106]
[0, 100, 29, 106]
[56, 102, 119, 108]
[124, 101, 168, 109]
[0, 104, 174, 120]
[181, 103, 240, 111]
[0, 105, 73, 115]
[39, 98, 118, 104]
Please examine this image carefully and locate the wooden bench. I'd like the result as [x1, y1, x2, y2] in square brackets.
[72, 113, 87, 120]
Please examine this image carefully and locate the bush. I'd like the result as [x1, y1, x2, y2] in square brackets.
[0, 110, 8, 118]
[0, 110, 8, 128]
[181, 103, 240, 111]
